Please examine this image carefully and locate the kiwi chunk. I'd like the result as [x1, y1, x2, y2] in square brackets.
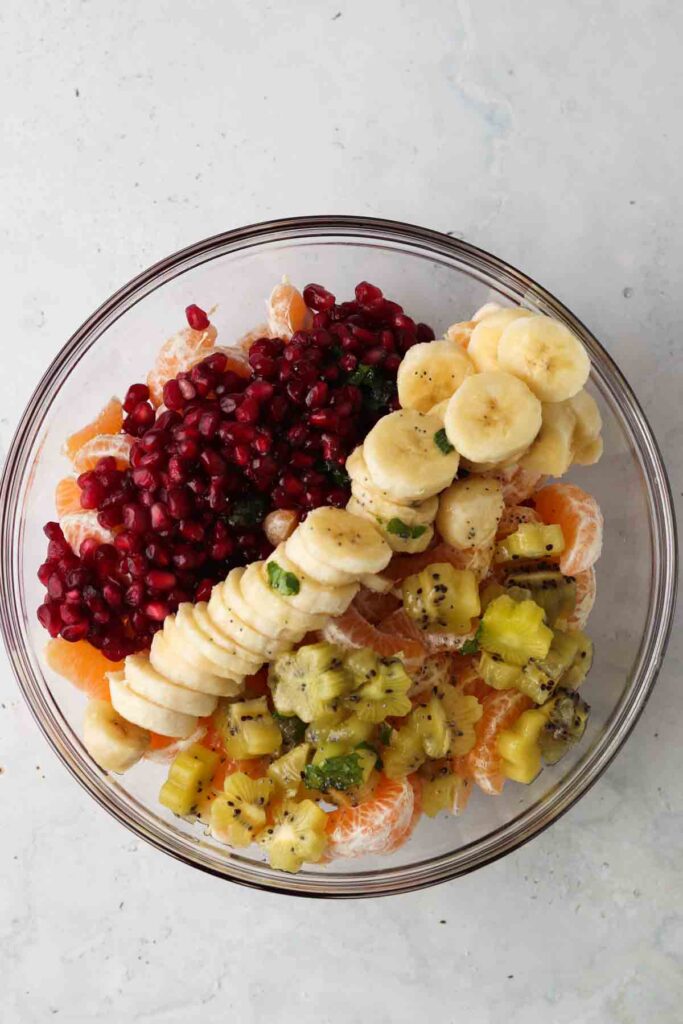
[269, 642, 351, 722]
[562, 633, 593, 688]
[402, 563, 481, 634]
[209, 772, 274, 847]
[479, 594, 553, 667]
[412, 695, 452, 759]
[538, 688, 590, 764]
[505, 569, 577, 627]
[259, 799, 328, 873]
[494, 524, 565, 563]
[159, 743, 219, 816]
[267, 743, 312, 797]
[223, 697, 282, 758]
[344, 651, 412, 723]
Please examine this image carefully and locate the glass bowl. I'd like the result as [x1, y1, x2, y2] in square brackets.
[0, 216, 676, 898]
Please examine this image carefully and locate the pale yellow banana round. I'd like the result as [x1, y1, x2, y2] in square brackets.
[472, 301, 504, 322]
[346, 445, 392, 497]
[497, 314, 590, 402]
[346, 495, 435, 553]
[240, 561, 328, 636]
[83, 697, 150, 772]
[163, 612, 245, 681]
[265, 544, 358, 616]
[150, 628, 240, 696]
[444, 371, 542, 464]
[436, 477, 504, 549]
[285, 529, 357, 587]
[567, 389, 602, 448]
[397, 340, 474, 413]
[468, 307, 533, 373]
[573, 436, 604, 465]
[174, 602, 257, 677]
[208, 577, 289, 660]
[350, 478, 438, 527]
[223, 566, 305, 643]
[444, 320, 475, 349]
[124, 653, 218, 717]
[427, 398, 449, 423]
[520, 401, 577, 477]
[295, 506, 392, 577]
[192, 601, 263, 669]
[109, 672, 198, 738]
[364, 409, 460, 502]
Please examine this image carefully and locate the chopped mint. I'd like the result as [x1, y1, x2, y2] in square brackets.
[434, 428, 455, 455]
[272, 712, 307, 746]
[227, 494, 268, 527]
[378, 722, 393, 745]
[322, 461, 350, 488]
[386, 518, 428, 541]
[460, 624, 483, 655]
[303, 753, 364, 793]
[266, 561, 300, 596]
[347, 363, 395, 411]
[356, 740, 382, 770]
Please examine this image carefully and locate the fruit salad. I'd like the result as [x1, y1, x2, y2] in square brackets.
[37, 280, 604, 873]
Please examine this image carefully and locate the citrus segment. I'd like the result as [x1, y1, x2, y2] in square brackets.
[63, 398, 123, 461]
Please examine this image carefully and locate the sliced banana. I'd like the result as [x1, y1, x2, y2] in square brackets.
[83, 697, 150, 772]
[240, 561, 328, 636]
[192, 601, 264, 669]
[163, 613, 245, 682]
[294, 507, 392, 577]
[285, 528, 355, 586]
[124, 653, 218, 717]
[208, 577, 289, 660]
[174, 602, 258, 677]
[346, 496, 434, 553]
[497, 314, 590, 402]
[350, 478, 438, 528]
[444, 320, 475, 349]
[223, 565, 303, 642]
[436, 477, 504, 549]
[520, 401, 577, 477]
[567, 389, 602, 449]
[468, 307, 533, 373]
[397, 339, 474, 413]
[265, 544, 358, 616]
[472, 301, 504, 322]
[444, 371, 542, 464]
[364, 409, 460, 502]
[358, 572, 394, 593]
[150, 629, 241, 696]
[109, 672, 198, 738]
[427, 398, 449, 423]
[573, 436, 604, 465]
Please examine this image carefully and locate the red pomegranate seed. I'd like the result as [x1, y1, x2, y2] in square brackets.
[202, 352, 228, 374]
[61, 621, 90, 642]
[103, 581, 123, 607]
[98, 507, 123, 529]
[187, 475, 208, 496]
[339, 353, 357, 373]
[248, 353, 278, 378]
[185, 304, 210, 331]
[126, 553, 148, 578]
[37, 562, 53, 586]
[268, 395, 289, 422]
[364, 347, 386, 366]
[207, 479, 227, 511]
[60, 603, 87, 626]
[309, 409, 338, 430]
[179, 520, 205, 542]
[253, 430, 272, 455]
[303, 283, 336, 311]
[199, 410, 221, 438]
[94, 456, 119, 477]
[155, 410, 180, 432]
[384, 353, 401, 373]
[150, 502, 172, 532]
[236, 397, 260, 424]
[176, 437, 200, 461]
[129, 402, 155, 428]
[132, 467, 160, 491]
[355, 281, 383, 307]
[144, 600, 171, 622]
[232, 443, 251, 467]
[123, 383, 150, 413]
[166, 456, 186, 485]
[178, 379, 197, 402]
[37, 602, 62, 637]
[113, 531, 141, 554]
[80, 479, 105, 510]
[200, 450, 227, 477]
[305, 381, 329, 409]
[416, 322, 436, 342]
[145, 539, 172, 567]
[146, 570, 176, 591]
[79, 537, 100, 560]
[245, 380, 274, 403]
[122, 503, 150, 534]
[195, 578, 214, 602]
[167, 487, 193, 519]
[47, 573, 65, 600]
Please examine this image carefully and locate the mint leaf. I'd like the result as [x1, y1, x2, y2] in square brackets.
[227, 495, 268, 527]
[378, 723, 393, 745]
[266, 561, 300, 596]
[356, 740, 382, 770]
[434, 428, 455, 455]
[272, 712, 306, 746]
[323, 461, 350, 488]
[460, 624, 483, 655]
[346, 363, 395, 412]
[386, 518, 428, 541]
[303, 753, 363, 793]
[347, 364, 374, 386]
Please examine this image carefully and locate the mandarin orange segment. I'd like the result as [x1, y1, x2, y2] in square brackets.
[60, 512, 115, 553]
[266, 280, 312, 339]
[455, 690, 532, 795]
[147, 324, 218, 405]
[54, 477, 83, 517]
[71, 434, 132, 474]
[496, 505, 542, 540]
[352, 587, 401, 625]
[534, 483, 603, 575]
[325, 605, 426, 671]
[45, 638, 122, 701]
[561, 567, 596, 630]
[326, 775, 415, 858]
[63, 397, 123, 461]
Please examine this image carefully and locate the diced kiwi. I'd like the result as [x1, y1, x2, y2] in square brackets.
[480, 580, 506, 611]
[267, 743, 312, 797]
[435, 682, 484, 756]
[344, 653, 412, 723]
[504, 569, 577, 626]
[494, 524, 565, 563]
[538, 688, 590, 764]
[562, 633, 593, 688]
[312, 740, 349, 765]
[402, 563, 481, 634]
[159, 743, 219, 817]
[224, 697, 282, 759]
[383, 719, 426, 779]
[259, 798, 328, 873]
[306, 713, 375, 751]
[412, 695, 452, 759]
[479, 594, 553, 667]
[479, 651, 523, 690]
[209, 772, 274, 847]
[422, 774, 461, 817]
[269, 642, 351, 722]
[497, 707, 548, 784]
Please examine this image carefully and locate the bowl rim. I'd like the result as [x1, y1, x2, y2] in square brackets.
[0, 214, 677, 898]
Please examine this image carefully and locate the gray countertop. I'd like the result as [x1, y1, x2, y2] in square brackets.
[1, 1, 681, 1021]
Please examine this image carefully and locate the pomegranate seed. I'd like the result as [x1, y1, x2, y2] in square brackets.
[290, 451, 314, 469]
[185, 304, 210, 331]
[268, 396, 289, 422]
[195, 578, 214, 602]
[178, 379, 197, 402]
[245, 380, 274, 402]
[303, 283, 336, 311]
[103, 581, 123, 607]
[37, 562, 53, 586]
[200, 450, 227, 477]
[176, 437, 200, 461]
[150, 502, 172, 532]
[37, 602, 62, 637]
[155, 410, 180, 432]
[145, 540, 172, 567]
[123, 383, 150, 413]
[98, 507, 122, 529]
[61, 622, 90, 642]
[384, 353, 401, 373]
[236, 397, 260, 424]
[60, 603, 87, 626]
[309, 409, 338, 430]
[305, 381, 329, 409]
[114, 531, 141, 554]
[327, 486, 349, 507]
[126, 553, 148, 578]
[47, 573, 64, 600]
[166, 456, 186, 485]
[233, 444, 251, 467]
[207, 479, 227, 511]
[281, 472, 305, 497]
[79, 537, 99, 560]
[125, 582, 145, 608]
[364, 347, 386, 366]
[339, 353, 357, 373]
[122, 503, 150, 534]
[129, 401, 155, 428]
[202, 352, 228, 374]
[167, 487, 193, 519]
[144, 600, 171, 622]
[198, 410, 221, 438]
[94, 456, 119, 477]
[146, 570, 176, 591]
[179, 520, 205, 542]
[132, 467, 160, 491]
[248, 354, 278, 378]
[140, 430, 164, 452]
[187, 475, 208, 496]
[172, 547, 203, 571]
[65, 567, 91, 589]
[253, 431, 272, 454]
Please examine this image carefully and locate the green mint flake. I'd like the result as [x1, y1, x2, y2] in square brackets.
[434, 428, 455, 455]
[460, 623, 483, 655]
[347, 363, 374, 386]
[323, 461, 350, 488]
[378, 723, 393, 745]
[272, 712, 307, 746]
[356, 740, 382, 770]
[266, 561, 300, 596]
[386, 518, 428, 541]
[227, 494, 268, 527]
[346, 363, 395, 412]
[303, 753, 363, 793]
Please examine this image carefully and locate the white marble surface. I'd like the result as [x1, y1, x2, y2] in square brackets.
[1, 1, 682, 1021]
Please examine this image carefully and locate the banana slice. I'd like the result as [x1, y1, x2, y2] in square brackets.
[207, 577, 289, 660]
[444, 320, 475, 349]
[519, 401, 577, 477]
[427, 398, 449, 424]
[497, 314, 590, 402]
[150, 629, 241, 696]
[468, 308, 533, 373]
[346, 496, 434, 553]
[265, 544, 358, 616]
[174, 602, 258, 678]
[125, 653, 218, 717]
[83, 698, 150, 772]
[358, 572, 394, 593]
[459, 446, 530, 474]
[192, 601, 264, 669]
[293, 507, 392, 577]
[364, 409, 460, 502]
[444, 371, 541, 464]
[223, 565, 304, 642]
[397, 340, 474, 413]
[573, 436, 604, 465]
[109, 672, 198, 738]
[163, 613, 245, 682]
[436, 477, 505, 549]
[348, 447, 438, 526]
[567, 389, 602, 449]
[241, 561, 328, 636]
[472, 301, 504, 322]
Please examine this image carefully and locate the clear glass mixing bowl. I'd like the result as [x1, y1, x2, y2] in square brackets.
[0, 216, 676, 897]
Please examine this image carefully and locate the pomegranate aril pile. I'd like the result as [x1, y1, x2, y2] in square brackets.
[37, 281, 434, 658]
